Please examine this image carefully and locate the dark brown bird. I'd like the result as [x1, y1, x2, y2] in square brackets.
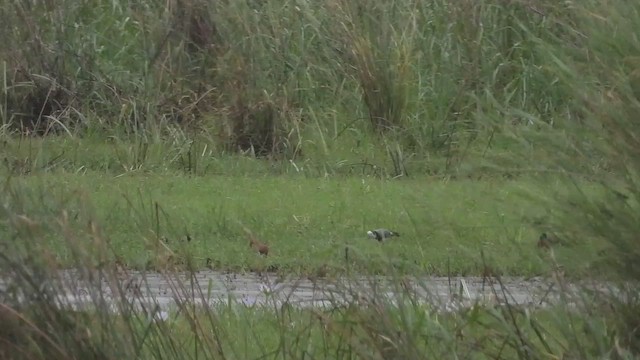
[249, 237, 269, 256]
[242, 225, 269, 256]
[537, 233, 559, 249]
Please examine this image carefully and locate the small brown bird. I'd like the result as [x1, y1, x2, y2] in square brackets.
[249, 237, 269, 256]
[537, 232, 559, 249]
[242, 225, 269, 256]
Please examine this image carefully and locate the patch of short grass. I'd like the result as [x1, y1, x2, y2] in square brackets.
[2, 170, 603, 277]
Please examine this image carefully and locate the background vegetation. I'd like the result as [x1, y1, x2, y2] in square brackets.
[1, 0, 639, 358]
[2, 0, 606, 175]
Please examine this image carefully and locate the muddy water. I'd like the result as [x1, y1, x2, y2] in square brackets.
[2, 270, 610, 315]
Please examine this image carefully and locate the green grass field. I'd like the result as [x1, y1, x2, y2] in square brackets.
[2, 152, 604, 277]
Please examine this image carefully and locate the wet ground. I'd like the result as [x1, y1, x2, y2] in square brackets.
[2, 269, 613, 316]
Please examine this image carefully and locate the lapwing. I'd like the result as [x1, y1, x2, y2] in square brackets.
[367, 228, 400, 242]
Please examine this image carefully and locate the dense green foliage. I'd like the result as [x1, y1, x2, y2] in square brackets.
[1, 0, 624, 175]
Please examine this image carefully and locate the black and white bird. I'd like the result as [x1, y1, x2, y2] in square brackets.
[367, 228, 400, 242]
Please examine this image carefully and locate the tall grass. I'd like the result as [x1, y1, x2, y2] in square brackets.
[490, 0, 640, 353]
[0, 0, 583, 173]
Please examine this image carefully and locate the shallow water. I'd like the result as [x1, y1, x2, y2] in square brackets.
[2, 268, 611, 317]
